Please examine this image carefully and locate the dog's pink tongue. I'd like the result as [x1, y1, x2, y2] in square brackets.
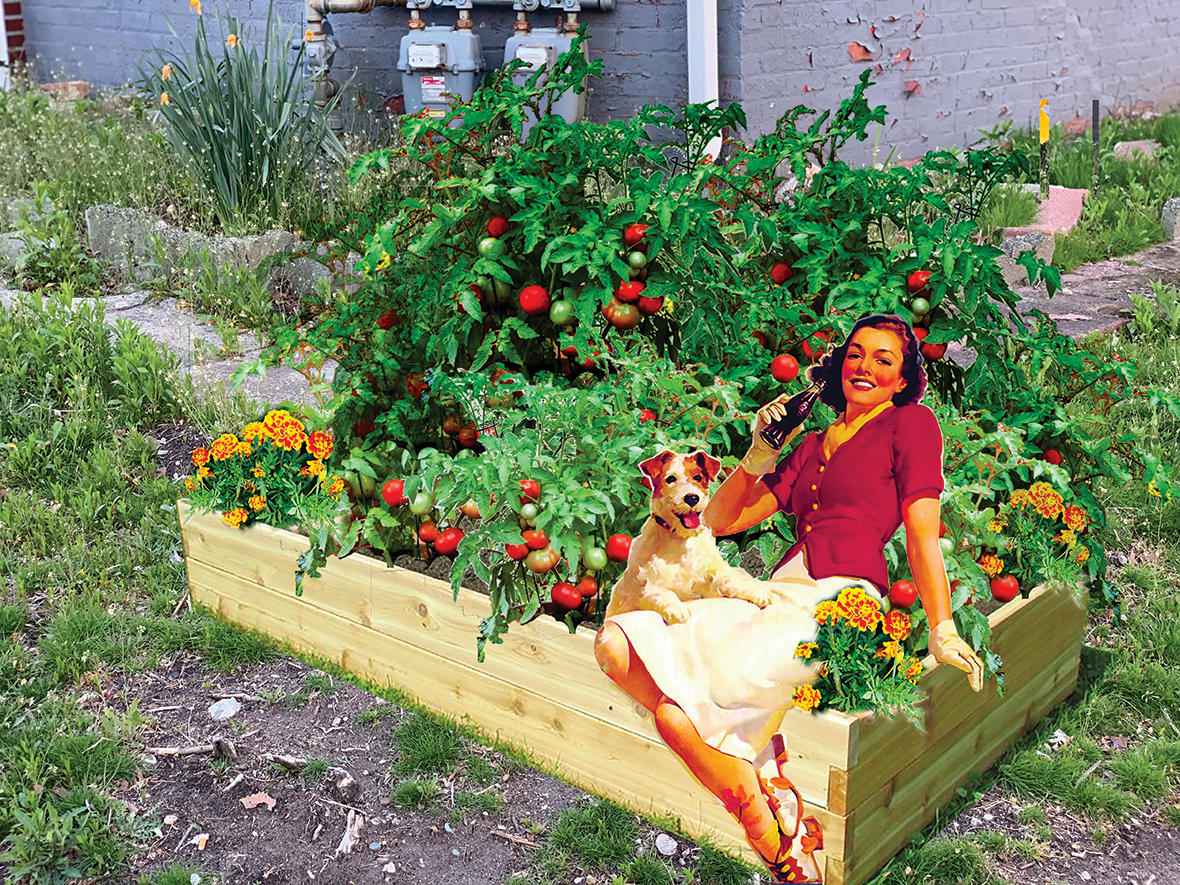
[683, 512, 701, 529]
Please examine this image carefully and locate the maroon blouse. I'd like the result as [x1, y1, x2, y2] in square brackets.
[761, 403, 945, 595]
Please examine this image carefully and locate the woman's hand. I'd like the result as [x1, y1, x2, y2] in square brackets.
[929, 619, 984, 692]
[742, 393, 813, 475]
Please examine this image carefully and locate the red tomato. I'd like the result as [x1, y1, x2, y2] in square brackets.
[486, 216, 510, 238]
[639, 409, 657, 423]
[526, 547, 560, 574]
[637, 295, 664, 315]
[522, 528, 549, 550]
[434, 527, 465, 555]
[457, 425, 479, 447]
[605, 533, 632, 562]
[770, 354, 799, 383]
[519, 285, 551, 317]
[576, 575, 598, 598]
[602, 298, 640, 330]
[913, 327, 929, 342]
[615, 281, 645, 304]
[770, 263, 794, 285]
[921, 339, 948, 361]
[381, 478, 407, 507]
[888, 579, 918, 608]
[624, 223, 649, 249]
[418, 521, 438, 544]
[442, 414, 462, 436]
[990, 574, 1020, 603]
[800, 331, 829, 362]
[519, 479, 541, 503]
[355, 417, 375, 438]
[550, 581, 582, 610]
[938, 520, 947, 538]
[377, 311, 399, 329]
[505, 541, 529, 561]
[907, 270, 932, 294]
[1042, 448, 1064, 465]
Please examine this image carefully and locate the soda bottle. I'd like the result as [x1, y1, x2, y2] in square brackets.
[759, 379, 824, 449]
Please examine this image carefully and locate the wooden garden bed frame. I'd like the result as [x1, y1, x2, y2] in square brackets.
[178, 500, 1089, 885]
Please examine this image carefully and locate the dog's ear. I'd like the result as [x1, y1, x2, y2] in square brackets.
[691, 451, 723, 484]
[639, 450, 675, 486]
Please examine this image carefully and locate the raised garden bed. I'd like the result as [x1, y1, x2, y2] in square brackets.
[178, 499, 1089, 885]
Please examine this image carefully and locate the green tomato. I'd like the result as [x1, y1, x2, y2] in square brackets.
[493, 276, 513, 305]
[519, 502, 539, 521]
[910, 296, 931, 316]
[409, 492, 435, 516]
[359, 473, 377, 500]
[627, 250, 648, 269]
[939, 536, 955, 556]
[549, 300, 575, 326]
[584, 547, 608, 570]
[477, 236, 505, 259]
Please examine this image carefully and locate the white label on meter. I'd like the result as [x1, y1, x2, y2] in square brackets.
[408, 43, 445, 69]
[420, 75, 447, 103]
[515, 45, 553, 70]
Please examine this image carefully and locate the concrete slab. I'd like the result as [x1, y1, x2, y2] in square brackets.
[1005, 185, 1089, 237]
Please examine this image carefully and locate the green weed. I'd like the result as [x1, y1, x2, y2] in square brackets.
[450, 788, 503, 822]
[621, 853, 673, 885]
[137, 862, 211, 885]
[546, 800, 638, 868]
[464, 754, 500, 788]
[392, 713, 464, 777]
[977, 183, 1038, 240]
[391, 775, 441, 809]
[301, 757, 333, 783]
[301, 671, 337, 696]
[356, 703, 397, 726]
[693, 842, 753, 885]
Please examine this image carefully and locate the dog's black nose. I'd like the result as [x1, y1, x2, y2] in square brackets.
[683, 493, 699, 507]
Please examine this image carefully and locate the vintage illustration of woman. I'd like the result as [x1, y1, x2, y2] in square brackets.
[594, 313, 985, 884]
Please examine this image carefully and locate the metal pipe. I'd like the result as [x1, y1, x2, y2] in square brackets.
[687, 0, 721, 160]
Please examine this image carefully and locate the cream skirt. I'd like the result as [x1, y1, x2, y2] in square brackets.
[605, 550, 880, 775]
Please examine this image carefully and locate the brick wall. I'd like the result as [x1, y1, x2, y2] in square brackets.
[21, 0, 1180, 159]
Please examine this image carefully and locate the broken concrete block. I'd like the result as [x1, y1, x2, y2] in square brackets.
[1161, 197, 1180, 240]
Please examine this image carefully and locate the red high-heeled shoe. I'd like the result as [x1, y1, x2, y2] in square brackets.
[750, 734, 823, 884]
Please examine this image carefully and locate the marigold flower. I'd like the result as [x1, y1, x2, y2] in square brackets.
[903, 657, 923, 681]
[794, 642, 818, 660]
[978, 553, 1003, 577]
[1062, 505, 1087, 532]
[874, 640, 903, 660]
[814, 601, 839, 626]
[326, 477, 346, 496]
[1074, 545, 1090, 564]
[793, 684, 822, 713]
[252, 466, 266, 478]
[197, 466, 213, 480]
[300, 459, 325, 477]
[226, 33, 240, 48]
[248, 495, 266, 511]
[235, 440, 253, 458]
[988, 520, 1007, 533]
[242, 421, 268, 443]
[191, 446, 210, 467]
[160, 92, 170, 106]
[307, 429, 334, 460]
[161, 64, 173, 81]
[222, 507, 248, 527]
[184, 477, 198, 491]
[376, 251, 391, 271]
[1054, 528, 1077, 548]
[883, 610, 912, 642]
[210, 433, 240, 461]
[190, 0, 202, 13]
[1028, 481, 1064, 520]
[836, 587, 882, 632]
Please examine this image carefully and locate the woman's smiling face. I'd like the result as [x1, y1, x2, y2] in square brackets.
[841, 326, 908, 413]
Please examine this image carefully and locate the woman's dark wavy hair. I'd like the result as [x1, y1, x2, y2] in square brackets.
[804, 313, 927, 413]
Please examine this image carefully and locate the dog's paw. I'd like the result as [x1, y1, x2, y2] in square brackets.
[659, 600, 693, 625]
[719, 581, 774, 608]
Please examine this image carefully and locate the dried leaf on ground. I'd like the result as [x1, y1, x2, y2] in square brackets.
[240, 791, 277, 811]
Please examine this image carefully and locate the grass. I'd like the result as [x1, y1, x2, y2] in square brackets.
[392, 712, 465, 777]
[977, 182, 1039, 241]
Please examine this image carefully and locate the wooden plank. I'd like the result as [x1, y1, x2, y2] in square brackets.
[841, 645, 1081, 884]
[842, 586, 1087, 810]
[186, 558, 850, 866]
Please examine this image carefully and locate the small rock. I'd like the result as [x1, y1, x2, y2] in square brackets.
[369, 842, 381, 851]
[451, 849, 460, 856]
[656, 833, 678, 857]
[1080, 873, 1092, 882]
[1161, 197, 1180, 240]
[208, 698, 242, 721]
[1112, 140, 1158, 162]
[444, 822, 454, 833]
[382, 863, 396, 874]
[141, 754, 158, 767]
[163, 814, 178, 826]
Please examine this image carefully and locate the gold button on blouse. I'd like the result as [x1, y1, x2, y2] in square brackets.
[805, 525, 813, 532]
[810, 484, 817, 491]
[818, 465, 825, 472]
[811, 503, 819, 510]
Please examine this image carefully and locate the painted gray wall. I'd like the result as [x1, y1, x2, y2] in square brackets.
[22, 0, 1180, 160]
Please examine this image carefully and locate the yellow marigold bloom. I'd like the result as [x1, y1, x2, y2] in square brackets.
[1028, 481, 1064, 520]
[307, 429, 334, 460]
[299, 459, 325, 477]
[1062, 505, 1087, 532]
[836, 587, 882, 632]
[222, 507, 248, 527]
[161, 64, 173, 81]
[242, 422, 268, 443]
[883, 610, 912, 642]
[160, 92, 170, 106]
[190, 0, 202, 13]
[1148, 481, 1162, 499]
[210, 433, 240, 461]
[988, 520, 1007, 533]
[226, 33, 240, 48]
[248, 495, 266, 511]
[191, 446, 210, 467]
[243, 481, 255, 492]
[252, 466, 266, 478]
[196, 465, 213, 480]
[234, 440, 253, 458]
[794, 642, 818, 660]
[263, 409, 296, 430]
[1009, 489, 1031, 510]
[1054, 528, 1077, 548]
[184, 477, 198, 491]
[376, 251, 391, 271]
[978, 553, 1003, 577]
[814, 601, 839, 626]
[1074, 545, 1090, 564]
[875, 640, 903, 660]
[326, 477, 346, 496]
[793, 685, 822, 713]
[903, 657, 923, 681]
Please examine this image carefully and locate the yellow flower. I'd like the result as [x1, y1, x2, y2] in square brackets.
[1074, 545, 1090, 564]
[814, 601, 839, 626]
[874, 640, 904, 660]
[248, 495, 266, 511]
[376, 251, 391, 271]
[1028, 481, 1064, 520]
[836, 586, 882, 632]
[197, 465, 213, 480]
[794, 642, 818, 660]
[978, 553, 1003, 577]
[190, 0, 202, 14]
[161, 64, 173, 81]
[242, 421, 268, 443]
[988, 520, 1007, 533]
[903, 657, 923, 682]
[1062, 505, 1087, 532]
[1009, 489, 1031, 510]
[184, 477, 198, 491]
[1054, 528, 1077, 548]
[883, 610, 912, 642]
[234, 440, 253, 458]
[300, 459, 325, 477]
[210, 433, 240, 461]
[307, 429, 335, 460]
[191, 446, 210, 467]
[326, 477, 346, 496]
[221, 507, 248, 527]
[793, 685, 822, 713]
[305, 28, 316, 42]
[1148, 481, 1162, 499]
[226, 33, 240, 48]
[160, 92, 170, 106]
[252, 466, 266, 478]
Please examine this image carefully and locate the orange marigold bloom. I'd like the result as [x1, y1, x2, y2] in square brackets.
[1009, 489, 1031, 510]
[1054, 528, 1077, 548]
[883, 610, 912, 642]
[221, 507, 248, 527]
[191, 446, 210, 467]
[1074, 545, 1090, 564]
[793, 684, 822, 713]
[1028, 481, 1064, 520]
[248, 495, 266, 511]
[326, 477, 346, 496]
[1063, 505, 1087, 532]
[196, 466, 213, 480]
[235, 440, 253, 458]
[837, 587, 881, 632]
[903, 657, 923, 681]
[184, 477, 198, 491]
[242, 422, 268, 443]
[210, 433, 240, 461]
[300, 459, 325, 477]
[794, 642, 818, 660]
[251, 466, 266, 478]
[814, 601, 839, 625]
[307, 429, 334, 460]
[978, 553, 1003, 577]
